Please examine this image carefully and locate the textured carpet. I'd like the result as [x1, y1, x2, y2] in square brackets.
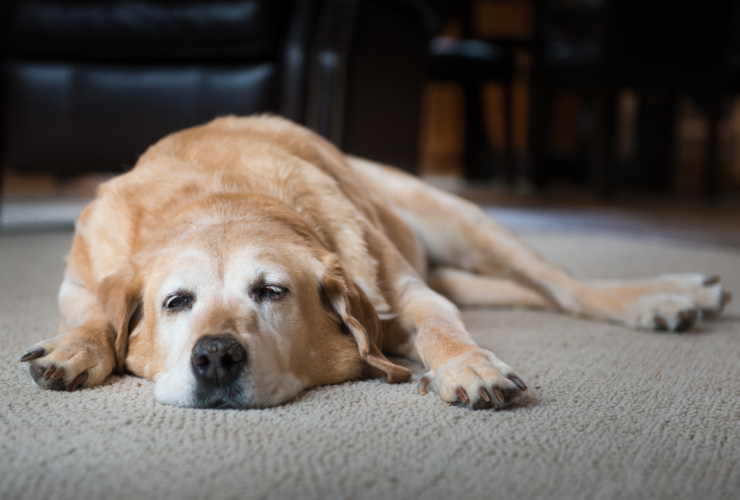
[1, 230, 739, 500]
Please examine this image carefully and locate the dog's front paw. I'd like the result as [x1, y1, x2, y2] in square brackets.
[417, 349, 526, 409]
[20, 333, 115, 391]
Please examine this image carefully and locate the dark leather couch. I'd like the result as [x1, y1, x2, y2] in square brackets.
[1, 0, 446, 194]
[1, 0, 306, 176]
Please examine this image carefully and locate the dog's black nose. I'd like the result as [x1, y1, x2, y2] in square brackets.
[191, 335, 246, 386]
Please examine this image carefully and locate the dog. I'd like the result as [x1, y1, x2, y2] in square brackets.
[20, 115, 732, 409]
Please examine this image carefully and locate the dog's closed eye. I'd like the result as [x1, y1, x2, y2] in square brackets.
[250, 283, 289, 303]
[163, 291, 195, 311]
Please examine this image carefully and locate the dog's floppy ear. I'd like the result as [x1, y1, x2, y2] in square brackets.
[318, 254, 411, 384]
[95, 268, 141, 375]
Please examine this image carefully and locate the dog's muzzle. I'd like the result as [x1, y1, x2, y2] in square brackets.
[191, 334, 246, 387]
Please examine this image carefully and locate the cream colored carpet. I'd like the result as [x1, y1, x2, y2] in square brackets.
[1, 230, 739, 500]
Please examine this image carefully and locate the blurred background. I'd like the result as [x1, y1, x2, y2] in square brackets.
[1, 0, 739, 244]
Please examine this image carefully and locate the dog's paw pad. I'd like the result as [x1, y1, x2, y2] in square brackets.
[29, 363, 68, 390]
[28, 361, 90, 391]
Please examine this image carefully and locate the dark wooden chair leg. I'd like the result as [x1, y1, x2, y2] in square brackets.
[704, 92, 721, 200]
[633, 88, 677, 190]
[463, 82, 495, 181]
[597, 86, 617, 197]
[0, 166, 4, 228]
[0, 75, 4, 227]
[587, 89, 602, 183]
[529, 82, 552, 188]
[652, 89, 677, 190]
[502, 81, 516, 185]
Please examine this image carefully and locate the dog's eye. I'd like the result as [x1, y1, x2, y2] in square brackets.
[163, 293, 194, 311]
[254, 284, 288, 302]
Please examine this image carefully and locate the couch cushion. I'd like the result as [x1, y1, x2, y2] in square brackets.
[1, 0, 292, 60]
[3, 61, 277, 173]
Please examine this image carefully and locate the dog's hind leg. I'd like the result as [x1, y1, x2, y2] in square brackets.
[428, 267, 556, 310]
[350, 156, 730, 331]
[351, 156, 598, 309]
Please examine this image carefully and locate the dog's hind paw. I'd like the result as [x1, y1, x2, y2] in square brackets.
[20, 332, 114, 391]
[648, 274, 730, 319]
[594, 273, 732, 330]
[417, 349, 526, 410]
[625, 294, 700, 332]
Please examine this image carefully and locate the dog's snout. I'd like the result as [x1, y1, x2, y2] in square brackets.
[191, 335, 246, 386]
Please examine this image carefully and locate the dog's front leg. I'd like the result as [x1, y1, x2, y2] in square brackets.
[20, 274, 118, 391]
[390, 268, 527, 409]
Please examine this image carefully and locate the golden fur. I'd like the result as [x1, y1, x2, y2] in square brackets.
[21, 115, 732, 409]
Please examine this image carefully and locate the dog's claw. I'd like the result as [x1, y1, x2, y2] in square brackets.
[507, 373, 527, 391]
[455, 387, 469, 404]
[20, 349, 45, 362]
[417, 374, 433, 395]
[43, 366, 55, 381]
[676, 309, 698, 331]
[492, 388, 505, 405]
[654, 315, 669, 331]
[703, 275, 720, 286]
[478, 387, 491, 403]
[66, 372, 88, 392]
[51, 367, 66, 381]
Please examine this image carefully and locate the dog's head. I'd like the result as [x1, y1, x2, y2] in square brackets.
[102, 195, 409, 409]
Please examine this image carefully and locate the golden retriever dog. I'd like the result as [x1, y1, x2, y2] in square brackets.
[20, 116, 732, 409]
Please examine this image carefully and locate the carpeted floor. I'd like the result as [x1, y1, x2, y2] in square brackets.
[1, 229, 739, 500]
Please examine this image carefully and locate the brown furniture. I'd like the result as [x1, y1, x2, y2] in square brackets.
[528, 0, 737, 198]
[429, 36, 515, 181]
